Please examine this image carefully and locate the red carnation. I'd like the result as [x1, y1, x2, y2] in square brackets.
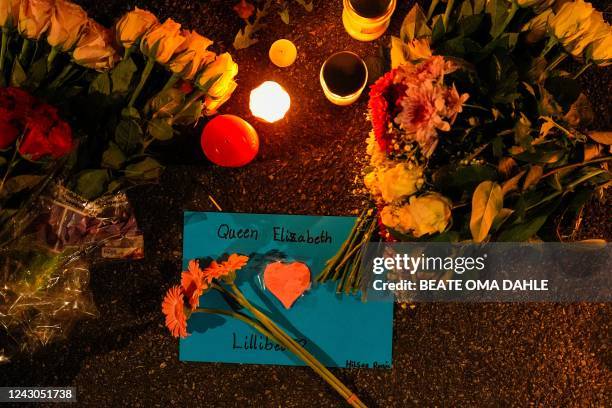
[368, 69, 406, 152]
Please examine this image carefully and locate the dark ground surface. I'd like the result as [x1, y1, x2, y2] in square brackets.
[1, 1, 611, 407]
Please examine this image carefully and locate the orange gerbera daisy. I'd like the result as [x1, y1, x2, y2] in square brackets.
[222, 254, 249, 272]
[161, 285, 188, 338]
[202, 260, 229, 283]
[181, 259, 207, 310]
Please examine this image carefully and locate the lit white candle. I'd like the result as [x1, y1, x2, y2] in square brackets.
[249, 81, 291, 123]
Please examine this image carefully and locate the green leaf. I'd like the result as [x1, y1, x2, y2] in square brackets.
[26, 57, 47, 88]
[124, 157, 163, 181]
[147, 118, 174, 141]
[492, 208, 514, 231]
[173, 100, 203, 126]
[487, 0, 510, 37]
[433, 164, 498, 194]
[458, 14, 484, 36]
[111, 57, 138, 94]
[75, 169, 109, 200]
[497, 212, 550, 242]
[10, 58, 27, 87]
[146, 88, 183, 117]
[513, 113, 532, 148]
[512, 148, 564, 164]
[114, 119, 143, 154]
[101, 142, 127, 170]
[431, 15, 446, 43]
[0, 175, 43, 199]
[278, 8, 290, 24]
[89, 72, 111, 95]
[470, 181, 503, 242]
[296, 0, 313, 12]
[400, 4, 432, 42]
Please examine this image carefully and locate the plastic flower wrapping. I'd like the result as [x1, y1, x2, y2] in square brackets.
[318, 1, 611, 294]
[0, 1, 239, 361]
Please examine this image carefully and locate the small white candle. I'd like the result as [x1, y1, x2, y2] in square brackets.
[249, 81, 291, 123]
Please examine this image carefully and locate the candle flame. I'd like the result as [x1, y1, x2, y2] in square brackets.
[249, 81, 290, 123]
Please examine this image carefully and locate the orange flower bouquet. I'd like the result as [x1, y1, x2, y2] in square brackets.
[162, 254, 366, 408]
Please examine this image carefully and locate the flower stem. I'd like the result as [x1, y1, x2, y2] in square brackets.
[162, 73, 180, 93]
[128, 58, 155, 108]
[572, 62, 592, 79]
[18, 38, 30, 66]
[546, 53, 567, 72]
[0, 29, 9, 74]
[227, 282, 367, 408]
[47, 46, 59, 69]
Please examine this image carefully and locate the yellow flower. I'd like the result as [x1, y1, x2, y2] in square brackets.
[381, 194, 452, 237]
[548, 0, 609, 58]
[73, 20, 118, 71]
[0, 0, 20, 28]
[204, 80, 237, 115]
[374, 163, 424, 203]
[591, 32, 612, 66]
[140, 18, 186, 64]
[168, 30, 215, 80]
[18, 0, 53, 40]
[115, 7, 158, 49]
[47, 0, 88, 51]
[197, 52, 238, 98]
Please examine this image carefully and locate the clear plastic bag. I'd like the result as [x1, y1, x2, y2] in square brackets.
[0, 184, 143, 363]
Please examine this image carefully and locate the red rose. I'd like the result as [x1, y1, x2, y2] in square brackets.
[18, 109, 73, 161]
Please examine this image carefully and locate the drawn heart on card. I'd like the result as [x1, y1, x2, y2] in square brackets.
[263, 261, 311, 309]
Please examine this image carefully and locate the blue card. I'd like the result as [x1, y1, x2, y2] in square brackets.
[180, 211, 393, 368]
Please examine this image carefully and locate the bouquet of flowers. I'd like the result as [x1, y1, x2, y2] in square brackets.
[318, 0, 611, 293]
[0, 1, 239, 361]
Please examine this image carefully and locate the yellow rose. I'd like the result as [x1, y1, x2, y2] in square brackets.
[591, 32, 612, 66]
[377, 163, 424, 203]
[405, 194, 452, 237]
[197, 52, 238, 98]
[73, 20, 118, 71]
[140, 18, 186, 64]
[204, 80, 237, 115]
[115, 7, 158, 49]
[47, 0, 88, 51]
[0, 0, 20, 28]
[380, 205, 403, 231]
[18, 0, 53, 40]
[381, 194, 452, 237]
[168, 30, 215, 80]
[548, 0, 608, 57]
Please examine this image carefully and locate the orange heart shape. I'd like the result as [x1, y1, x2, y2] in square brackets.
[263, 261, 311, 309]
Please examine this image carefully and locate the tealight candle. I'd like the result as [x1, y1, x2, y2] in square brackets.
[269, 39, 297, 68]
[320, 51, 368, 106]
[342, 0, 397, 41]
[249, 81, 291, 122]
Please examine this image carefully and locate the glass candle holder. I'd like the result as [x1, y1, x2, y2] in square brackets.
[342, 0, 397, 41]
[319, 51, 368, 106]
